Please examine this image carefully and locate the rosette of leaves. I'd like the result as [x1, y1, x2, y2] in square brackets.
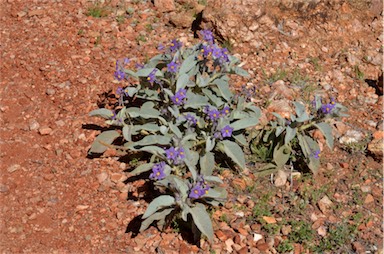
[250, 95, 347, 175]
[88, 32, 261, 241]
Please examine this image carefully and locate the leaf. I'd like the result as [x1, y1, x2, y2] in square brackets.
[200, 151, 215, 176]
[131, 123, 160, 135]
[205, 137, 216, 152]
[168, 122, 182, 139]
[204, 187, 227, 200]
[176, 73, 190, 91]
[233, 66, 250, 77]
[273, 144, 291, 168]
[179, 55, 197, 74]
[135, 68, 163, 77]
[184, 90, 209, 109]
[122, 125, 132, 142]
[202, 88, 224, 107]
[137, 146, 164, 156]
[133, 135, 171, 147]
[190, 204, 214, 242]
[284, 126, 296, 144]
[230, 117, 259, 131]
[203, 175, 223, 184]
[233, 133, 247, 146]
[185, 148, 199, 181]
[130, 163, 154, 175]
[142, 195, 175, 219]
[89, 108, 114, 119]
[170, 176, 189, 200]
[140, 208, 174, 232]
[212, 77, 232, 102]
[89, 130, 120, 154]
[314, 122, 334, 149]
[217, 140, 245, 169]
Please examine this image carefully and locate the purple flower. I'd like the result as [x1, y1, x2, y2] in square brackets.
[135, 63, 144, 70]
[189, 179, 210, 199]
[171, 88, 187, 105]
[165, 147, 178, 161]
[208, 109, 220, 121]
[221, 106, 230, 116]
[213, 132, 222, 139]
[158, 43, 165, 51]
[167, 61, 179, 73]
[185, 114, 197, 126]
[147, 69, 157, 84]
[114, 69, 125, 81]
[200, 29, 214, 43]
[201, 44, 213, 58]
[178, 147, 185, 160]
[221, 125, 233, 138]
[149, 162, 166, 180]
[169, 39, 182, 52]
[310, 150, 321, 159]
[211, 45, 229, 63]
[320, 101, 336, 114]
[123, 57, 130, 64]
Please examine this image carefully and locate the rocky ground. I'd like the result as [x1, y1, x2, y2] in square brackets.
[0, 0, 382, 253]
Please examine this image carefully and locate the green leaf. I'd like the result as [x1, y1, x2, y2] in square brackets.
[202, 88, 224, 107]
[140, 207, 174, 232]
[205, 137, 216, 152]
[176, 73, 190, 91]
[89, 130, 120, 154]
[184, 90, 209, 109]
[200, 151, 215, 176]
[197, 73, 210, 88]
[131, 123, 160, 135]
[168, 122, 182, 139]
[204, 175, 223, 184]
[132, 135, 171, 147]
[217, 140, 245, 169]
[185, 148, 198, 181]
[284, 126, 296, 144]
[273, 144, 291, 168]
[122, 125, 132, 142]
[230, 117, 259, 131]
[137, 146, 164, 156]
[204, 187, 227, 200]
[314, 122, 334, 149]
[142, 195, 175, 219]
[130, 163, 154, 175]
[233, 66, 250, 77]
[179, 55, 197, 74]
[233, 133, 247, 146]
[170, 176, 189, 200]
[212, 77, 232, 102]
[190, 204, 214, 242]
[89, 108, 114, 119]
[135, 68, 163, 77]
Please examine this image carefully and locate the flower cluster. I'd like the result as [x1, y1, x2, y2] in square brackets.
[169, 39, 182, 52]
[185, 114, 197, 126]
[199, 31, 230, 64]
[171, 88, 187, 105]
[204, 105, 231, 122]
[320, 98, 336, 115]
[149, 162, 166, 180]
[114, 58, 129, 81]
[165, 146, 185, 164]
[189, 178, 210, 199]
[147, 69, 158, 84]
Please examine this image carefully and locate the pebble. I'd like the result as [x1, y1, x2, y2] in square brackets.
[7, 164, 21, 173]
[29, 119, 40, 131]
[338, 130, 364, 144]
[39, 126, 52, 135]
[96, 171, 109, 183]
[46, 88, 56, 95]
[318, 195, 333, 214]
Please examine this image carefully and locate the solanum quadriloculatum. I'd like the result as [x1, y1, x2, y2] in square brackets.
[88, 30, 260, 241]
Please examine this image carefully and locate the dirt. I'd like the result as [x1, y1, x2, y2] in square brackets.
[0, 0, 382, 253]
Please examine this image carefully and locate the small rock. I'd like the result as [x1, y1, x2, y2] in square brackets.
[317, 226, 327, 237]
[29, 120, 40, 131]
[39, 126, 52, 135]
[318, 195, 333, 214]
[274, 169, 288, 187]
[75, 205, 89, 212]
[352, 241, 366, 253]
[46, 88, 56, 95]
[7, 164, 21, 173]
[364, 194, 374, 204]
[360, 185, 371, 193]
[17, 11, 27, 17]
[0, 184, 9, 193]
[28, 9, 45, 17]
[338, 130, 364, 144]
[96, 171, 109, 183]
[169, 11, 194, 28]
[262, 216, 277, 224]
[281, 225, 291, 235]
[236, 195, 247, 204]
[154, 0, 175, 12]
[253, 233, 263, 243]
[225, 238, 234, 253]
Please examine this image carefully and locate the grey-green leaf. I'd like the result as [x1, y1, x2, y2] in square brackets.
[130, 163, 154, 175]
[314, 122, 334, 149]
[200, 151, 215, 176]
[217, 140, 245, 169]
[89, 130, 120, 154]
[284, 126, 296, 144]
[89, 108, 114, 119]
[190, 204, 214, 242]
[230, 117, 259, 131]
[142, 195, 175, 219]
[140, 207, 174, 232]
